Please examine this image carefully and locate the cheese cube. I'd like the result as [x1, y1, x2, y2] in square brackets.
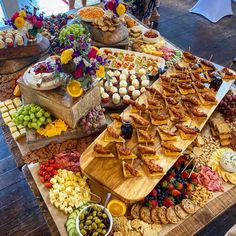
[0, 102, 4, 108]
[4, 99, 12, 106]
[17, 124, 24, 129]
[2, 112, 9, 118]
[19, 128, 26, 135]
[3, 116, 12, 124]
[8, 122, 15, 128]
[11, 131, 21, 140]
[10, 126, 17, 133]
[9, 110, 17, 117]
[13, 98, 22, 107]
[0, 106, 8, 113]
[7, 104, 15, 110]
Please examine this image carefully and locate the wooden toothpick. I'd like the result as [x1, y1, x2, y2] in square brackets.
[209, 54, 213, 61]
[181, 157, 194, 173]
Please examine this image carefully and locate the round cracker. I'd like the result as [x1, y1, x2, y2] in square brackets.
[130, 203, 142, 219]
[166, 206, 180, 224]
[158, 206, 169, 224]
[174, 204, 188, 219]
[226, 172, 236, 185]
[151, 207, 161, 224]
[181, 199, 196, 214]
[140, 206, 152, 224]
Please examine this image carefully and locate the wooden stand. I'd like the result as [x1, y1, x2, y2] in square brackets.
[18, 78, 102, 128]
[0, 35, 50, 75]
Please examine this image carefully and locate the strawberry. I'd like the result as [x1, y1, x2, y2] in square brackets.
[187, 183, 195, 192]
[167, 183, 174, 191]
[181, 170, 189, 179]
[171, 189, 181, 197]
[163, 197, 174, 207]
[166, 175, 175, 183]
[175, 182, 183, 190]
[150, 189, 158, 198]
[190, 178, 198, 185]
[44, 182, 52, 188]
[169, 170, 177, 177]
[149, 200, 158, 208]
[161, 180, 169, 188]
[190, 172, 198, 179]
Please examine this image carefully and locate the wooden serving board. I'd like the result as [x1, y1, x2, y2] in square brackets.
[26, 116, 107, 151]
[80, 61, 235, 202]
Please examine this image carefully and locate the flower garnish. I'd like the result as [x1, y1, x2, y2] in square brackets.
[116, 3, 126, 16]
[96, 65, 105, 78]
[88, 46, 98, 59]
[60, 49, 74, 65]
[19, 10, 27, 18]
[14, 17, 25, 28]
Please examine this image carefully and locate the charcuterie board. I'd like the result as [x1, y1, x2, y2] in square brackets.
[80, 57, 236, 202]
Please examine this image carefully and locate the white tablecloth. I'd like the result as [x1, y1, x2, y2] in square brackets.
[190, 0, 233, 23]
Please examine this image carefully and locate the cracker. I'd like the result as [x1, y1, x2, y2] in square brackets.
[131, 203, 142, 219]
[158, 206, 169, 224]
[151, 223, 162, 232]
[140, 206, 152, 224]
[131, 219, 143, 230]
[166, 206, 180, 223]
[174, 204, 188, 219]
[151, 207, 161, 223]
[181, 199, 196, 214]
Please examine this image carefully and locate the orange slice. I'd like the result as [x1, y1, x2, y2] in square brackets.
[66, 80, 83, 98]
[13, 84, 21, 97]
[107, 199, 127, 216]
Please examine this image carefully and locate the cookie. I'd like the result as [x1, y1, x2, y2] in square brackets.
[158, 206, 169, 224]
[151, 207, 161, 223]
[166, 206, 180, 224]
[181, 199, 196, 214]
[174, 204, 189, 219]
[140, 206, 152, 224]
[130, 204, 142, 219]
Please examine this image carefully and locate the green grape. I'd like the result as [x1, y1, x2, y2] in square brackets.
[23, 121, 28, 126]
[37, 121, 42, 127]
[24, 116, 30, 121]
[39, 117, 45, 123]
[19, 115, 24, 121]
[30, 113, 35, 120]
[30, 107, 36, 113]
[44, 112, 50, 118]
[46, 118, 52, 123]
[22, 110, 28, 115]
[32, 118, 37, 123]
[31, 122, 37, 129]
[28, 123, 32, 128]
[36, 112, 43, 118]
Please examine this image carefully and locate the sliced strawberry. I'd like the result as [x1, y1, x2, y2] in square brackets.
[171, 189, 181, 197]
[44, 182, 52, 188]
[190, 172, 198, 179]
[149, 199, 158, 208]
[181, 170, 189, 179]
[150, 189, 158, 198]
[175, 182, 183, 190]
[167, 183, 174, 191]
[163, 197, 174, 207]
[39, 177, 45, 183]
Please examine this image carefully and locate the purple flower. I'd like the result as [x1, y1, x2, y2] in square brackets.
[86, 66, 96, 76]
[78, 60, 85, 69]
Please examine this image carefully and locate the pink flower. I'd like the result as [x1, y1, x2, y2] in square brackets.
[73, 68, 83, 79]
[35, 20, 43, 29]
[106, 1, 115, 11]
[87, 47, 98, 59]
[27, 15, 37, 24]
[11, 12, 19, 21]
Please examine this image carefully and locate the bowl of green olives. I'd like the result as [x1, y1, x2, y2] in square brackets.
[76, 204, 113, 236]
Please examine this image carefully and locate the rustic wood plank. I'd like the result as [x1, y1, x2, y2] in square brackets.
[24, 223, 51, 236]
[0, 156, 17, 175]
[0, 168, 24, 191]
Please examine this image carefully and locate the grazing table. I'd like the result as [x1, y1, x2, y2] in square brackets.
[190, 0, 234, 23]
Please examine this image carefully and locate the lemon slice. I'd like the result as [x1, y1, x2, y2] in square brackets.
[107, 199, 127, 217]
[66, 80, 83, 98]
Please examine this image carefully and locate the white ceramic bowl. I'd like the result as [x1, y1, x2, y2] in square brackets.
[142, 29, 161, 43]
[76, 204, 113, 236]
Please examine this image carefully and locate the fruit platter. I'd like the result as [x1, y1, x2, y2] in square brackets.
[99, 48, 165, 76]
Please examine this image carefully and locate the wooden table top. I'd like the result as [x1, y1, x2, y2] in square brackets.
[1, 3, 236, 235]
